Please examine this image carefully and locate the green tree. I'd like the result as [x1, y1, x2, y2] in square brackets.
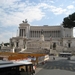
[4, 43, 9, 46]
[62, 12, 75, 28]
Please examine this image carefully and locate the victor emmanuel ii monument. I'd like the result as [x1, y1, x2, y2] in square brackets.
[1, 19, 75, 55]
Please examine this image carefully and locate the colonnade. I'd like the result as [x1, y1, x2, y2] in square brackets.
[19, 29, 26, 37]
[30, 30, 61, 38]
[19, 28, 61, 38]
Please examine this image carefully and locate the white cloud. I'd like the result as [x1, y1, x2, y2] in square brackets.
[67, 5, 74, 9]
[35, 3, 67, 15]
[0, 0, 75, 27]
[36, 2, 72, 16]
[0, 0, 45, 26]
[50, 6, 67, 15]
[40, 0, 54, 4]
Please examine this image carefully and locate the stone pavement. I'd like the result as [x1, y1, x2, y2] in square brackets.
[35, 56, 75, 75]
[35, 63, 47, 74]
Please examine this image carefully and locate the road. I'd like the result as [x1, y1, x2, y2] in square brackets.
[35, 56, 75, 75]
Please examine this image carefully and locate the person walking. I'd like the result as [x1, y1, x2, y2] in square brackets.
[53, 57, 55, 60]
[33, 65, 36, 75]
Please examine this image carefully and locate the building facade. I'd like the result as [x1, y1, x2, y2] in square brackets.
[19, 20, 73, 40]
[9, 19, 75, 54]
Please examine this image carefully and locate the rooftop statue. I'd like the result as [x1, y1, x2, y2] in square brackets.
[41, 29, 43, 35]
[1, 42, 4, 47]
[22, 19, 28, 23]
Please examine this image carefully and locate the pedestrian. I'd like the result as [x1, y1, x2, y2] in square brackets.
[53, 57, 55, 60]
[33, 65, 36, 75]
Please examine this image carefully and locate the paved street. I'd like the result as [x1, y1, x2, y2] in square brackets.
[35, 56, 75, 75]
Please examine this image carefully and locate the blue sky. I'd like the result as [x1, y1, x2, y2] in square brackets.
[0, 0, 75, 43]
